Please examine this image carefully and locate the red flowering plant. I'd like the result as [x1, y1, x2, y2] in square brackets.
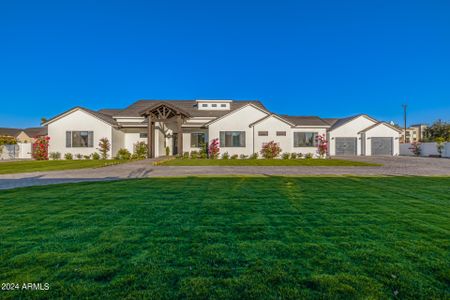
[408, 141, 421, 156]
[316, 134, 328, 158]
[32, 136, 50, 160]
[260, 141, 282, 159]
[208, 138, 220, 159]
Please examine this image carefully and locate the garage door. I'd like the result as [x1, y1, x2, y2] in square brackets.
[371, 137, 393, 156]
[335, 138, 357, 156]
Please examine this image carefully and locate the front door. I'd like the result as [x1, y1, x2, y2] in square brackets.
[172, 133, 178, 155]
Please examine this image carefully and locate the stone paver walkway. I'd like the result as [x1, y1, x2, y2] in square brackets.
[0, 156, 449, 190]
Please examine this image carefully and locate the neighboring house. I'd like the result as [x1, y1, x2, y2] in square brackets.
[400, 124, 428, 143]
[42, 99, 401, 158]
[0, 127, 47, 143]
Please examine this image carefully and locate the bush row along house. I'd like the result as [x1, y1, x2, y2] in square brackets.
[42, 99, 401, 158]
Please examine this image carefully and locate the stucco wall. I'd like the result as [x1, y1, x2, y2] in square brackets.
[400, 142, 450, 157]
[328, 116, 376, 156]
[208, 106, 268, 156]
[253, 116, 292, 155]
[363, 124, 400, 156]
[111, 128, 125, 157]
[47, 109, 113, 158]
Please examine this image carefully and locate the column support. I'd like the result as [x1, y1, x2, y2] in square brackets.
[177, 114, 183, 156]
[147, 116, 153, 158]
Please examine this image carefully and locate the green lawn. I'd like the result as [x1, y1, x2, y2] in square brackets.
[0, 160, 127, 174]
[0, 177, 448, 299]
[158, 158, 380, 166]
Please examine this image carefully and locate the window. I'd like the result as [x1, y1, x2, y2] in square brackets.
[276, 131, 286, 136]
[66, 131, 94, 147]
[258, 131, 268, 136]
[191, 132, 206, 147]
[139, 133, 148, 138]
[211, 104, 217, 107]
[293, 132, 318, 147]
[220, 131, 245, 147]
[202, 104, 208, 107]
[220, 103, 226, 107]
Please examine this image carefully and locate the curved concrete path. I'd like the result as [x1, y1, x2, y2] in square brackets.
[0, 156, 449, 190]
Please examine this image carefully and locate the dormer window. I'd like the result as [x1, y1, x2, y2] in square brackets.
[196, 100, 232, 110]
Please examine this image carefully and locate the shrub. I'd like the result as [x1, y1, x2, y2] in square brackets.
[281, 152, 290, 159]
[182, 151, 189, 159]
[239, 154, 248, 159]
[92, 152, 100, 160]
[165, 146, 170, 156]
[32, 136, 50, 160]
[98, 137, 111, 160]
[199, 142, 207, 158]
[190, 151, 199, 159]
[409, 142, 421, 156]
[49, 152, 61, 160]
[64, 153, 73, 160]
[222, 152, 230, 159]
[304, 153, 313, 159]
[133, 141, 148, 159]
[83, 154, 91, 160]
[208, 138, 220, 159]
[75, 154, 83, 160]
[249, 153, 259, 159]
[290, 153, 297, 159]
[297, 153, 304, 158]
[435, 137, 445, 156]
[260, 141, 282, 159]
[230, 154, 238, 159]
[116, 148, 131, 160]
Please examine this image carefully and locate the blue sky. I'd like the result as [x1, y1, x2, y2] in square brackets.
[1, 0, 449, 128]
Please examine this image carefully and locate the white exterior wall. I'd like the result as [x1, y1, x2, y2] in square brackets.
[47, 109, 114, 158]
[328, 116, 376, 156]
[208, 106, 268, 156]
[400, 142, 450, 157]
[183, 128, 208, 154]
[292, 127, 328, 156]
[111, 128, 125, 157]
[363, 125, 400, 156]
[253, 116, 292, 155]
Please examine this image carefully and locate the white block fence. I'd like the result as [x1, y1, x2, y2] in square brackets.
[400, 142, 450, 158]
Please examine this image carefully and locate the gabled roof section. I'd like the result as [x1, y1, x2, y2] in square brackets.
[328, 114, 378, 131]
[358, 122, 403, 133]
[42, 107, 117, 126]
[0, 128, 23, 137]
[114, 99, 267, 118]
[98, 108, 123, 116]
[249, 114, 296, 127]
[204, 103, 271, 126]
[24, 127, 48, 137]
[139, 101, 191, 118]
[280, 115, 331, 127]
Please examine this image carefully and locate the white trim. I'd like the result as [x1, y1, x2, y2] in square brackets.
[204, 103, 270, 126]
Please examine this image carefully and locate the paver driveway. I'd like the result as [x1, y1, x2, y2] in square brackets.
[0, 156, 449, 190]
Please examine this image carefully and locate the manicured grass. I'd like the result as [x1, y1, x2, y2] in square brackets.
[158, 158, 381, 166]
[0, 160, 127, 174]
[0, 177, 449, 298]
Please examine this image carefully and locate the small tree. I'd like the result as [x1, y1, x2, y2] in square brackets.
[435, 137, 445, 157]
[260, 141, 282, 159]
[98, 137, 111, 160]
[208, 138, 220, 159]
[316, 134, 328, 158]
[32, 136, 50, 160]
[133, 141, 148, 159]
[409, 141, 421, 156]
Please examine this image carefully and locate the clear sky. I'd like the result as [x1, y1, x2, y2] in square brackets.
[1, 0, 449, 128]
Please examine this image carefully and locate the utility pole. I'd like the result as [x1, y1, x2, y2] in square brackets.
[402, 104, 407, 143]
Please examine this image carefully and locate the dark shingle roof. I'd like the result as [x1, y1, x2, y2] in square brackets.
[114, 100, 267, 118]
[98, 109, 123, 116]
[280, 115, 330, 126]
[24, 127, 48, 137]
[0, 128, 23, 137]
[44, 107, 118, 126]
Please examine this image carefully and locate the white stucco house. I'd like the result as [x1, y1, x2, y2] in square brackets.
[43, 99, 401, 158]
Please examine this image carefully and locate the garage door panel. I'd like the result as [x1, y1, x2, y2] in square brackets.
[371, 137, 393, 156]
[335, 137, 357, 156]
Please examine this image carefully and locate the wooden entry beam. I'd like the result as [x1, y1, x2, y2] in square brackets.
[177, 114, 183, 156]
